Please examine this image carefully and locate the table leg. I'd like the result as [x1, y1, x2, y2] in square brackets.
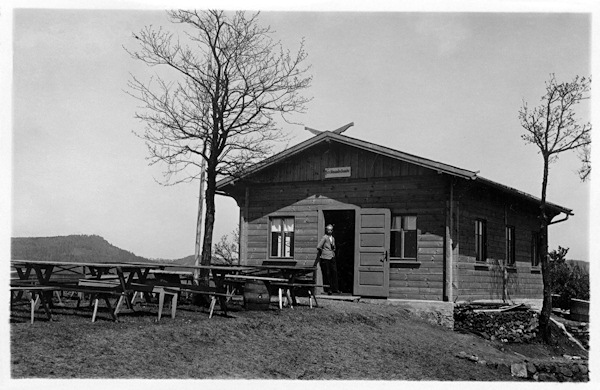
[30, 295, 36, 324]
[212, 271, 228, 316]
[278, 288, 283, 310]
[104, 296, 117, 321]
[116, 267, 133, 311]
[285, 289, 294, 309]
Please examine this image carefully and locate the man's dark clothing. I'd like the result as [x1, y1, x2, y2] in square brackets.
[317, 234, 339, 293]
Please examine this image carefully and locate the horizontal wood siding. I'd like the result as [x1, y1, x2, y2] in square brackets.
[388, 233, 445, 300]
[454, 182, 543, 301]
[241, 175, 447, 301]
[248, 141, 436, 184]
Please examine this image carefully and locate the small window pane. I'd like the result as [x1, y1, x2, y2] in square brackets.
[391, 216, 402, 230]
[283, 218, 294, 232]
[404, 230, 417, 258]
[271, 219, 282, 232]
[404, 216, 417, 230]
[270, 232, 279, 256]
[390, 231, 402, 257]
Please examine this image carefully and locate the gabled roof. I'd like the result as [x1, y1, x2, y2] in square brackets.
[216, 131, 572, 216]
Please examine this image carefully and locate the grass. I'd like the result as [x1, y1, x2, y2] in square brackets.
[9, 295, 582, 380]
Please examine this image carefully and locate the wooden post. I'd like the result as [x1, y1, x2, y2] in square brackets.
[444, 180, 454, 302]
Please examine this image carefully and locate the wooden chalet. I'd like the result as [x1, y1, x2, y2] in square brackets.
[215, 131, 572, 302]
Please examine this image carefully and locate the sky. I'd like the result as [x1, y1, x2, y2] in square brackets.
[3, 2, 596, 262]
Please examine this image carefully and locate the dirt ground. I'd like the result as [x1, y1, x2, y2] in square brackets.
[9, 296, 585, 380]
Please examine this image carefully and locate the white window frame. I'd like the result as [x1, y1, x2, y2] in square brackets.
[269, 217, 295, 258]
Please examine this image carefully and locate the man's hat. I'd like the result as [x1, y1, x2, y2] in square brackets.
[326, 224, 334, 229]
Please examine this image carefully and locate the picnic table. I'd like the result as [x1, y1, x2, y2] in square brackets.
[245, 265, 325, 308]
[149, 264, 277, 317]
[10, 260, 326, 323]
[11, 259, 165, 322]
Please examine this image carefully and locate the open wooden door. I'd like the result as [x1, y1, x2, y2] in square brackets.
[354, 208, 390, 297]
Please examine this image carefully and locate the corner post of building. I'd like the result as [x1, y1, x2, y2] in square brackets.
[444, 178, 454, 302]
[239, 185, 250, 265]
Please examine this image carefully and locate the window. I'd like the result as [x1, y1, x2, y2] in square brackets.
[531, 231, 540, 267]
[391, 215, 417, 259]
[475, 219, 487, 262]
[506, 226, 515, 266]
[270, 217, 294, 258]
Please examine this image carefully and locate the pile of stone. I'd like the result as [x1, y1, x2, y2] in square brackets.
[565, 322, 589, 349]
[455, 352, 589, 382]
[454, 303, 538, 343]
[511, 359, 589, 382]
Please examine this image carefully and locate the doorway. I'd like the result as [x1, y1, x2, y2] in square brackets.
[322, 210, 356, 294]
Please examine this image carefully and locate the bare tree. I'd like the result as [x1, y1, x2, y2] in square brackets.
[213, 229, 239, 264]
[519, 74, 591, 343]
[126, 10, 311, 285]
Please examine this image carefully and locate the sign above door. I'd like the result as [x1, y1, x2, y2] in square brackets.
[324, 166, 352, 179]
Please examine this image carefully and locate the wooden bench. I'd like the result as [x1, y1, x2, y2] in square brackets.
[10, 285, 58, 323]
[269, 282, 329, 309]
[150, 271, 234, 318]
[77, 278, 180, 322]
[69, 281, 125, 322]
[126, 282, 179, 321]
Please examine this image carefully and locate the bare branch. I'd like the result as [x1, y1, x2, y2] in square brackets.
[125, 9, 311, 271]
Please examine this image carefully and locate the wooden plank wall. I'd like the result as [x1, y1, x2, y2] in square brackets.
[250, 142, 435, 184]
[453, 182, 543, 301]
[240, 174, 448, 301]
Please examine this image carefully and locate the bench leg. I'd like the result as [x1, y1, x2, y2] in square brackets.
[114, 294, 125, 315]
[308, 290, 313, 309]
[171, 293, 178, 319]
[130, 291, 139, 305]
[92, 297, 99, 323]
[54, 290, 64, 305]
[157, 289, 165, 321]
[208, 296, 217, 319]
[312, 290, 319, 308]
[33, 294, 41, 311]
[278, 288, 283, 310]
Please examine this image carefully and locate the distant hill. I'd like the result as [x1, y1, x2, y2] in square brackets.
[567, 259, 590, 273]
[11, 235, 151, 264]
[170, 255, 231, 266]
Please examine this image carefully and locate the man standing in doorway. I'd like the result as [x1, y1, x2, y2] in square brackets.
[317, 224, 340, 295]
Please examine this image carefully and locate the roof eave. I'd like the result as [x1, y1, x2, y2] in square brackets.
[475, 176, 573, 216]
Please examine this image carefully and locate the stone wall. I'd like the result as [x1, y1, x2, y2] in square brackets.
[454, 303, 538, 343]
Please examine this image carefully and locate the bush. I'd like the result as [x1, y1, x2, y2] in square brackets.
[549, 247, 590, 310]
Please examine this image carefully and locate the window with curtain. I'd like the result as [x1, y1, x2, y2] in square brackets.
[270, 217, 295, 258]
[390, 215, 417, 259]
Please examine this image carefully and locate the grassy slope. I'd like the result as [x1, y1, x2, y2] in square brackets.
[10, 299, 532, 380]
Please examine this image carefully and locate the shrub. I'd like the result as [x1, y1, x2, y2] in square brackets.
[549, 246, 590, 310]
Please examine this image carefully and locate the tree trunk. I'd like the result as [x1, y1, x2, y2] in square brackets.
[538, 155, 552, 343]
[193, 159, 206, 286]
[200, 164, 218, 280]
